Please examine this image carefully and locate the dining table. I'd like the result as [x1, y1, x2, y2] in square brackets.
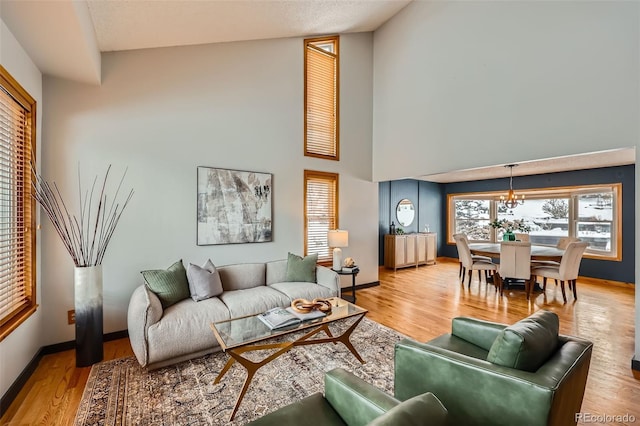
[468, 242, 564, 292]
[468, 242, 564, 262]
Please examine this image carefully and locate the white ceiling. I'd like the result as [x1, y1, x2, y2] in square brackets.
[0, 0, 411, 84]
[0, 1, 635, 177]
[419, 148, 636, 183]
[86, 0, 412, 52]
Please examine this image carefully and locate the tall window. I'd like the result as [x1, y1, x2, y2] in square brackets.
[304, 36, 339, 160]
[304, 170, 338, 264]
[453, 199, 491, 241]
[0, 65, 36, 341]
[448, 184, 621, 260]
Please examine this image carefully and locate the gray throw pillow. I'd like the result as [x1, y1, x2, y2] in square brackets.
[368, 393, 448, 426]
[141, 260, 190, 309]
[187, 259, 223, 301]
[487, 310, 559, 372]
[285, 252, 318, 283]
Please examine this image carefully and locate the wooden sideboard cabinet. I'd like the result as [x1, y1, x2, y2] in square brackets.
[384, 233, 437, 270]
[417, 232, 437, 266]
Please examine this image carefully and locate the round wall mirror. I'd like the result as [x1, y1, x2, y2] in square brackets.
[396, 199, 415, 227]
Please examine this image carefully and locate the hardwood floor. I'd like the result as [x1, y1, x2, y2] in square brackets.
[2, 258, 638, 425]
[1, 339, 134, 425]
[362, 260, 640, 425]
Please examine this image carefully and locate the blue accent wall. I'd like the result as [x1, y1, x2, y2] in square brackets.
[379, 165, 635, 284]
[378, 179, 443, 265]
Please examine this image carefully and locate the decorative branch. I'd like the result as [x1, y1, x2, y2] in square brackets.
[31, 164, 134, 267]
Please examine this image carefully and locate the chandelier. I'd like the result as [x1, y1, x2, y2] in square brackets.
[500, 164, 524, 209]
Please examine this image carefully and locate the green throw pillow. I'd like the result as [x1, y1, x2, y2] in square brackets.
[285, 252, 318, 283]
[487, 310, 559, 372]
[368, 393, 448, 426]
[141, 260, 190, 309]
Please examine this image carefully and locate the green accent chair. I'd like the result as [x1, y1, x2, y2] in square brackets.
[394, 310, 593, 426]
[248, 368, 448, 426]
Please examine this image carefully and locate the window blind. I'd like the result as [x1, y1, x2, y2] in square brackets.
[304, 170, 338, 264]
[304, 37, 339, 160]
[0, 66, 36, 339]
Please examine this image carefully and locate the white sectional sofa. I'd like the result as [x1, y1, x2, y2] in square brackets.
[127, 259, 340, 369]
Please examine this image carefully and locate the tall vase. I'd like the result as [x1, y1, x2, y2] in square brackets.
[74, 265, 104, 367]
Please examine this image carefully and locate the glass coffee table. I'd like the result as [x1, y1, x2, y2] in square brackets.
[210, 297, 368, 421]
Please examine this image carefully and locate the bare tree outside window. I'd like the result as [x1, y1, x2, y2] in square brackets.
[542, 199, 569, 219]
[454, 199, 490, 240]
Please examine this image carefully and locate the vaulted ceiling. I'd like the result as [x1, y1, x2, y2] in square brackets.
[0, 0, 411, 84]
[0, 1, 634, 178]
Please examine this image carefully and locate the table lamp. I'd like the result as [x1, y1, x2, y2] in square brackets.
[327, 229, 349, 271]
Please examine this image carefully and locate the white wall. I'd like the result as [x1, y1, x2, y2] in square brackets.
[0, 19, 43, 398]
[41, 33, 377, 345]
[373, 1, 639, 181]
[373, 1, 639, 367]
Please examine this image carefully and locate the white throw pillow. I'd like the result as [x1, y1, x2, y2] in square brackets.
[186, 259, 223, 301]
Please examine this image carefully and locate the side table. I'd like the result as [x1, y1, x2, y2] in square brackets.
[333, 268, 359, 303]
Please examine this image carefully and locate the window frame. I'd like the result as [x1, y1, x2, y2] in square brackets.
[304, 170, 339, 266]
[0, 65, 37, 342]
[447, 183, 622, 261]
[452, 198, 493, 241]
[304, 35, 339, 161]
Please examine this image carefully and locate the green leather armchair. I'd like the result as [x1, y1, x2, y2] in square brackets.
[394, 311, 593, 426]
[248, 368, 448, 426]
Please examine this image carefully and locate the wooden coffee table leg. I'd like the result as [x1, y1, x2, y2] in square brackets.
[220, 342, 294, 421]
[214, 357, 236, 384]
[322, 324, 334, 338]
[227, 351, 259, 422]
[311, 323, 335, 342]
[322, 324, 337, 344]
[294, 313, 367, 364]
[333, 314, 366, 363]
[217, 313, 367, 420]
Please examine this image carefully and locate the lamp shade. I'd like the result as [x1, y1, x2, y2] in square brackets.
[328, 230, 349, 248]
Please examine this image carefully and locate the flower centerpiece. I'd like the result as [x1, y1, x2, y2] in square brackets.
[488, 218, 531, 241]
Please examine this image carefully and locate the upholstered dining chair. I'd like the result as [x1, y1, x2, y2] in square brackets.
[513, 233, 530, 242]
[453, 234, 497, 288]
[452, 234, 492, 279]
[531, 237, 581, 269]
[530, 241, 588, 303]
[557, 236, 581, 250]
[497, 241, 532, 297]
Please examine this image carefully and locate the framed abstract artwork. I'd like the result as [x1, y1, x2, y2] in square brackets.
[197, 166, 272, 245]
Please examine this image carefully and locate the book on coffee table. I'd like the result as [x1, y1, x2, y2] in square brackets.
[258, 306, 326, 329]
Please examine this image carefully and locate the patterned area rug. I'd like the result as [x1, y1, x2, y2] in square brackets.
[75, 317, 409, 425]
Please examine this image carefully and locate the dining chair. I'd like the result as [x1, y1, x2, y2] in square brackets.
[513, 233, 530, 242]
[531, 237, 581, 268]
[452, 234, 492, 279]
[453, 234, 497, 288]
[557, 236, 581, 249]
[530, 241, 588, 303]
[497, 241, 532, 297]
